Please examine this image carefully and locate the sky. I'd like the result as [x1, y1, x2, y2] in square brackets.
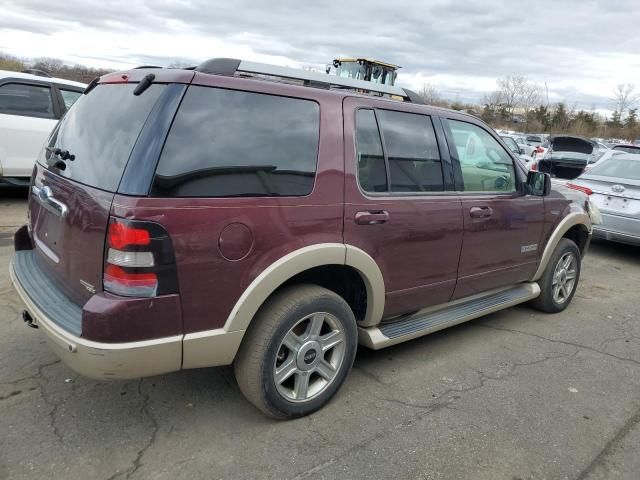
[2, 0, 640, 112]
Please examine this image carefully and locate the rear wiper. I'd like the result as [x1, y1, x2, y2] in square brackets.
[133, 73, 155, 96]
[46, 146, 75, 161]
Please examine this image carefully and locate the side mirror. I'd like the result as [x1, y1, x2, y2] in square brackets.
[527, 171, 551, 196]
[517, 146, 523, 155]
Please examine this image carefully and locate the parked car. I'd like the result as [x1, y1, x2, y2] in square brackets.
[10, 59, 595, 418]
[0, 70, 85, 186]
[503, 134, 535, 156]
[568, 153, 639, 245]
[500, 135, 534, 163]
[533, 135, 596, 179]
[609, 144, 640, 155]
[525, 134, 547, 147]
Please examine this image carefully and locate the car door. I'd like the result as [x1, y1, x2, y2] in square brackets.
[343, 97, 464, 318]
[0, 81, 59, 177]
[441, 117, 545, 299]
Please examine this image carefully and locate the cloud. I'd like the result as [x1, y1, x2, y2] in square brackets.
[2, 0, 639, 110]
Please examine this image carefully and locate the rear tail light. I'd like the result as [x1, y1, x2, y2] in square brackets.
[530, 162, 537, 171]
[103, 217, 179, 297]
[566, 183, 593, 195]
[535, 146, 545, 153]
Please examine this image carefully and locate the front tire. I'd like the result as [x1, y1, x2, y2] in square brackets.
[530, 238, 581, 313]
[234, 284, 357, 419]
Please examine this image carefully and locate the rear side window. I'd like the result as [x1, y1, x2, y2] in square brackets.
[42, 84, 165, 192]
[0, 83, 54, 118]
[355, 108, 443, 193]
[59, 89, 82, 110]
[152, 86, 320, 197]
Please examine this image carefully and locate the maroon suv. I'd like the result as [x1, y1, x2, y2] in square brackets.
[11, 58, 597, 418]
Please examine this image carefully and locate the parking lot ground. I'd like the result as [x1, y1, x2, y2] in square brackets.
[1, 189, 640, 480]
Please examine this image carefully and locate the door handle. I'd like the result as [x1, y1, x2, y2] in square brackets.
[355, 210, 389, 225]
[469, 206, 493, 218]
[32, 185, 68, 218]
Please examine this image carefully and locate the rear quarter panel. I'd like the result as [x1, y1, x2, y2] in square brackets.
[111, 78, 346, 334]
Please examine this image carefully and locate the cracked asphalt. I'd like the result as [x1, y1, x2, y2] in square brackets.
[1, 186, 640, 480]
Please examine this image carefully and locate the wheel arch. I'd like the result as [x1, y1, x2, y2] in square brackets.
[532, 212, 591, 282]
[182, 243, 385, 369]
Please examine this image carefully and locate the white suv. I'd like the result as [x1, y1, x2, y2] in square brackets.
[0, 71, 85, 185]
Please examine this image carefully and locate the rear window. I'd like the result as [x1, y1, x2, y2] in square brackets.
[42, 84, 165, 191]
[612, 145, 640, 154]
[589, 157, 640, 181]
[151, 86, 320, 197]
[526, 136, 542, 143]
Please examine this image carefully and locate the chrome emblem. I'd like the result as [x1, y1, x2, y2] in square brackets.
[612, 184, 625, 193]
[80, 279, 96, 294]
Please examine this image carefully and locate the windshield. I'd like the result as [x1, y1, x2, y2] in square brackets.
[40, 83, 165, 192]
[501, 136, 519, 152]
[588, 157, 640, 181]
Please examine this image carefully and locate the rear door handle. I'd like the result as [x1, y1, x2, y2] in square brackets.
[469, 206, 493, 218]
[32, 185, 68, 218]
[355, 210, 389, 225]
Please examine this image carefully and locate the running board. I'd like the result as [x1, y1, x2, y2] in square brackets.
[358, 283, 540, 349]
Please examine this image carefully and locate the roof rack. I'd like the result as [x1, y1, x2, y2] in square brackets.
[195, 58, 424, 104]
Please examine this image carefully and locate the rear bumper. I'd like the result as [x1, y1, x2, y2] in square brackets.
[10, 259, 183, 379]
[592, 226, 640, 246]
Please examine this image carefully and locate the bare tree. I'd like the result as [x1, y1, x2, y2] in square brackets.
[520, 81, 541, 115]
[496, 74, 527, 117]
[419, 83, 441, 105]
[612, 83, 638, 117]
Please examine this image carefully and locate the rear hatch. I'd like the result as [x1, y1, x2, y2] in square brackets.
[29, 81, 167, 306]
[576, 156, 640, 232]
[539, 136, 594, 180]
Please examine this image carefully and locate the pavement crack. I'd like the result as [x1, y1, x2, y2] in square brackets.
[575, 404, 640, 480]
[479, 324, 640, 367]
[0, 359, 61, 387]
[352, 364, 387, 385]
[36, 362, 64, 443]
[107, 379, 159, 480]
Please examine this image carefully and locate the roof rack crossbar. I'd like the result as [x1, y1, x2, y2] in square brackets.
[195, 57, 421, 102]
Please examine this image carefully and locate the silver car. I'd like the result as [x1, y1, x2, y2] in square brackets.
[570, 153, 640, 245]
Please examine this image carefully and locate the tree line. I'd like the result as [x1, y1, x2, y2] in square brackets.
[0, 51, 113, 84]
[421, 74, 639, 141]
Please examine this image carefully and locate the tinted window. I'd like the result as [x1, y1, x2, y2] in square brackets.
[447, 119, 517, 192]
[356, 109, 387, 192]
[59, 89, 82, 109]
[41, 84, 165, 191]
[0, 83, 54, 118]
[152, 86, 320, 197]
[526, 136, 542, 143]
[376, 110, 443, 192]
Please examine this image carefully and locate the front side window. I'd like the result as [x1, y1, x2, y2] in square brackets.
[446, 119, 517, 193]
[0, 83, 54, 118]
[152, 86, 319, 197]
[60, 89, 82, 110]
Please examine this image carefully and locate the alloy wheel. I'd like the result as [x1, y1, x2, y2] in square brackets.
[273, 312, 346, 402]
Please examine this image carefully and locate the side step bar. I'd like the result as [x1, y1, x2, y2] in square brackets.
[358, 283, 540, 349]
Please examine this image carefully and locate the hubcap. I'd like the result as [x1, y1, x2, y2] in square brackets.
[273, 312, 346, 403]
[552, 252, 577, 304]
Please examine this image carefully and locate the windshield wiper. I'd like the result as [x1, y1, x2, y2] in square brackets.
[46, 146, 75, 161]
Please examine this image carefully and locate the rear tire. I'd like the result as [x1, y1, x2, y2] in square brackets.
[234, 284, 357, 419]
[530, 238, 581, 313]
